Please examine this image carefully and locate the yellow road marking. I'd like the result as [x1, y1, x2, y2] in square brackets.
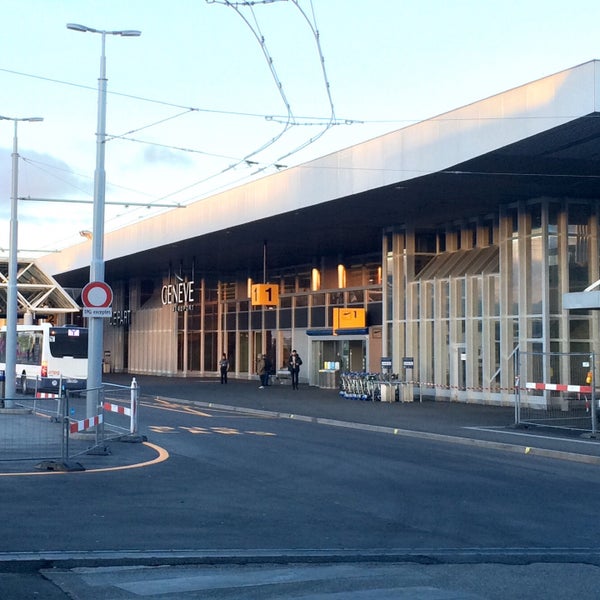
[148, 425, 177, 433]
[180, 426, 211, 434]
[0, 442, 169, 477]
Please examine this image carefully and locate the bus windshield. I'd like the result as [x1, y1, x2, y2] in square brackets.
[48, 327, 88, 359]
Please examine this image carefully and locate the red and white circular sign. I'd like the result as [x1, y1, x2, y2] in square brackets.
[82, 281, 113, 308]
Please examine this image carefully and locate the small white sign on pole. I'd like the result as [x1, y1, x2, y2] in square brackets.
[83, 307, 112, 318]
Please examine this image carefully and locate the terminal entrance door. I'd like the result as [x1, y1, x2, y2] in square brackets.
[310, 338, 366, 385]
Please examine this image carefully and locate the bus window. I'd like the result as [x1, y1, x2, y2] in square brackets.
[16, 331, 42, 365]
[49, 328, 88, 358]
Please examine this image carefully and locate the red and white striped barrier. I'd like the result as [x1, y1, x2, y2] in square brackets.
[103, 401, 131, 416]
[70, 414, 103, 434]
[526, 382, 592, 394]
[35, 392, 60, 399]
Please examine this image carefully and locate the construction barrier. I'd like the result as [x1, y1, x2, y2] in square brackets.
[0, 378, 142, 467]
[516, 351, 597, 435]
[69, 414, 103, 434]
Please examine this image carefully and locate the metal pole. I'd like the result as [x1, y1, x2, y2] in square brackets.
[1, 116, 43, 405]
[62, 390, 70, 463]
[4, 121, 19, 406]
[130, 377, 138, 434]
[67, 24, 141, 418]
[514, 349, 521, 425]
[591, 353, 596, 437]
[86, 30, 108, 418]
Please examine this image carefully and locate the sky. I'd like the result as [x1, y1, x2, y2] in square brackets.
[1, 0, 600, 256]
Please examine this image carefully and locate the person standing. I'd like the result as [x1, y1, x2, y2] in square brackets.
[257, 354, 266, 389]
[219, 353, 229, 384]
[288, 349, 303, 390]
[263, 354, 272, 386]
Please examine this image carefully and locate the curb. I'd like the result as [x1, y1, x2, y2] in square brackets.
[2, 547, 600, 571]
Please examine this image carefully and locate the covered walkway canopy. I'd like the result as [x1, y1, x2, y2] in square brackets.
[37, 60, 600, 286]
[0, 257, 80, 321]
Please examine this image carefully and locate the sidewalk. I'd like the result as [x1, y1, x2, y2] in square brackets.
[106, 373, 600, 463]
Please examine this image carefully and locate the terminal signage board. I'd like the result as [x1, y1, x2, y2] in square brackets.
[333, 307, 366, 331]
[251, 283, 279, 306]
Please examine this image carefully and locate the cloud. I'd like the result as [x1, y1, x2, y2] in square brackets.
[0, 148, 91, 212]
[142, 145, 193, 167]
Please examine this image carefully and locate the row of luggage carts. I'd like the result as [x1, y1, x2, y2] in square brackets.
[339, 372, 401, 402]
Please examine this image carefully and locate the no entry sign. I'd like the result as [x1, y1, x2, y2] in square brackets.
[82, 281, 113, 317]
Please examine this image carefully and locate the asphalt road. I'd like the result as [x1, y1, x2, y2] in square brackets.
[1, 378, 600, 597]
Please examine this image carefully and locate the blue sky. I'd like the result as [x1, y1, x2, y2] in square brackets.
[2, 0, 600, 254]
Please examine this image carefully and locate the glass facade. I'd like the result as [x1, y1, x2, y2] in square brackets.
[114, 199, 599, 405]
[149, 259, 383, 382]
[384, 199, 600, 403]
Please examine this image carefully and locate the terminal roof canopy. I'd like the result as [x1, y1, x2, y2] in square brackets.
[37, 60, 600, 287]
[0, 258, 81, 319]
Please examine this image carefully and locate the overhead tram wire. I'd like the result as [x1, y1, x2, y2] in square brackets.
[0, 3, 370, 243]
[196, 0, 339, 181]
[128, 0, 308, 210]
[248, 0, 338, 176]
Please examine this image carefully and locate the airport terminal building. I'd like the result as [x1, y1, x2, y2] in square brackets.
[30, 60, 600, 403]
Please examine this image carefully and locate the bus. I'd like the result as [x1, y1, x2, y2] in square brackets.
[0, 323, 88, 394]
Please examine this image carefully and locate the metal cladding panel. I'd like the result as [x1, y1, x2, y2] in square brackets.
[563, 291, 600, 310]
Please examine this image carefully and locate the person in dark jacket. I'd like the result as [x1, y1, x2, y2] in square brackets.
[263, 354, 272, 386]
[219, 353, 229, 384]
[288, 349, 302, 390]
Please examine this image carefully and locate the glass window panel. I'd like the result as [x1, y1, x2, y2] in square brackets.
[511, 239, 519, 315]
[311, 306, 325, 327]
[279, 309, 292, 329]
[348, 290, 363, 304]
[367, 302, 382, 326]
[297, 272, 311, 291]
[295, 307, 308, 328]
[265, 308, 276, 329]
[530, 319, 543, 339]
[529, 236, 543, 314]
[187, 331, 200, 371]
[311, 293, 325, 306]
[530, 203, 542, 234]
[367, 290, 382, 303]
[203, 332, 217, 371]
[225, 313, 236, 330]
[569, 318, 590, 340]
[295, 295, 308, 307]
[251, 310, 262, 329]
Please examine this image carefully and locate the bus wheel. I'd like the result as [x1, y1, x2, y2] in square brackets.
[20, 373, 28, 395]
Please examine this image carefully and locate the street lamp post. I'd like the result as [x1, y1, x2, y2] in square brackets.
[0, 115, 43, 407]
[67, 23, 141, 417]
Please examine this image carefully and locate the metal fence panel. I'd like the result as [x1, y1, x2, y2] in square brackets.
[0, 402, 64, 461]
[516, 351, 597, 434]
